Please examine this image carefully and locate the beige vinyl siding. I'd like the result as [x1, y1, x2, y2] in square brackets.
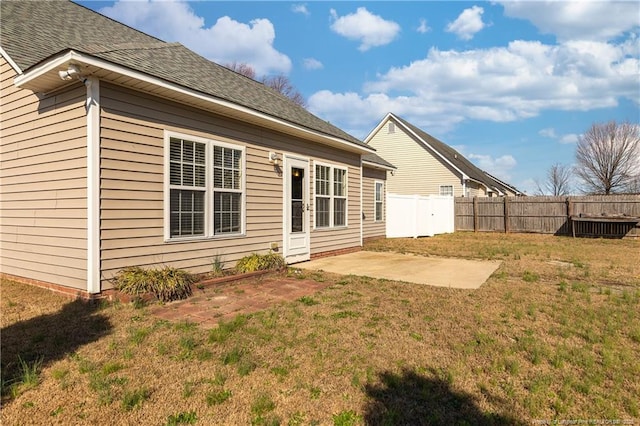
[368, 119, 464, 197]
[99, 83, 361, 286]
[362, 167, 386, 240]
[466, 182, 487, 197]
[0, 58, 88, 289]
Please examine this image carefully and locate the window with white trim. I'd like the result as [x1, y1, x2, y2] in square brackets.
[315, 164, 347, 228]
[167, 134, 244, 239]
[333, 168, 346, 226]
[213, 145, 242, 234]
[375, 181, 384, 222]
[439, 185, 454, 197]
[169, 138, 206, 237]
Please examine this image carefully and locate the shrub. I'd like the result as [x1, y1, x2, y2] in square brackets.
[235, 252, 286, 273]
[113, 266, 194, 302]
[211, 254, 226, 277]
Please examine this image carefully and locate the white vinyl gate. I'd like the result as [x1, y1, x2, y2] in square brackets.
[386, 194, 454, 238]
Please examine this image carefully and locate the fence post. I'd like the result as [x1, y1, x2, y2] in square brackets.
[473, 196, 479, 232]
[454, 198, 457, 232]
[504, 196, 510, 233]
[566, 197, 573, 236]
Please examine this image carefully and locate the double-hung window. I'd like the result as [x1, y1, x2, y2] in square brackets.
[213, 146, 242, 234]
[314, 163, 347, 228]
[169, 138, 206, 237]
[375, 181, 384, 222]
[333, 168, 346, 226]
[439, 185, 454, 197]
[167, 134, 244, 240]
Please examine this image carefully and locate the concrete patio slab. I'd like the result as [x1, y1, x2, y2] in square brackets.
[295, 251, 501, 289]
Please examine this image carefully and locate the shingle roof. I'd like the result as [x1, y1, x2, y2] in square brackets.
[483, 171, 523, 196]
[362, 153, 396, 170]
[391, 115, 489, 185]
[0, 0, 367, 148]
[390, 114, 518, 193]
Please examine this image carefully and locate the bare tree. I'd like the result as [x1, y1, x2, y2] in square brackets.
[575, 120, 640, 194]
[535, 163, 573, 196]
[261, 74, 306, 108]
[223, 62, 306, 108]
[224, 61, 256, 80]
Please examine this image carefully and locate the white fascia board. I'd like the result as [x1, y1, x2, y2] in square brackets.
[363, 112, 394, 144]
[466, 177, 492, 192]
[15, 51, 373, 155]
[0, 46, 23, 73]
[13, 53, 70, 87]
[362, 160, 395, 172]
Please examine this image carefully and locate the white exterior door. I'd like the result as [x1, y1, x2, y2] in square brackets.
[283, 156, 310, 263]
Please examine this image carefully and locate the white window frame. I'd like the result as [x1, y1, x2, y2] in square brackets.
[313, 161, 348, 229]
[374, 181, 384, 222]
[164, 131, 246, 241]
[439, 185, 454, 197]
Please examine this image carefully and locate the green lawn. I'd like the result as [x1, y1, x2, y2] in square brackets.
[2, 233, 639, 425]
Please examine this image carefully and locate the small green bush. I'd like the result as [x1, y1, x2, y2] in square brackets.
[113, 266, 194, 302]
[235, 252, 286, 273]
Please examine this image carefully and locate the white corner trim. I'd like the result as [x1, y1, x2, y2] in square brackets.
[0, 46, 23, 74]
[86, 77, 101, 294]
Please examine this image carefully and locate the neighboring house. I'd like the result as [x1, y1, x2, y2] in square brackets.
[482, 171, 523, 197]
[0, 1, 391, 297]
[365, 113, 522, 198]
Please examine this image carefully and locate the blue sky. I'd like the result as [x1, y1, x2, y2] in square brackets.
[79, 1, 640, 194]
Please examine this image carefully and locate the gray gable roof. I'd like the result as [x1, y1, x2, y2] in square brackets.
[0, 0, 367, 149]
[362, 153, 395, 170]
[390, 114, 514, 193]
[483, 171, 523, 196]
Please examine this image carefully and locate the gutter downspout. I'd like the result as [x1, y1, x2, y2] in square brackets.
[85, 77, 100, 294]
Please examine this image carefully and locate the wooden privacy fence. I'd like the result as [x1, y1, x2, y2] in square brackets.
[455, 195, 640, 238]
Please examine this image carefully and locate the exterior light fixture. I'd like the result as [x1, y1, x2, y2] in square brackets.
[268, 151, 281, 166]
[58, 64, 81, 81]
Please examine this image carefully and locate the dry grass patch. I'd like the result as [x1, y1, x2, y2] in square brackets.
[1, 233, 639, 424]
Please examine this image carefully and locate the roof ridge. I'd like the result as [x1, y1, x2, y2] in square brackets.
[1, 0, 368, 149]
[80, 41, 179, 55]
[390, 113, 499, 188]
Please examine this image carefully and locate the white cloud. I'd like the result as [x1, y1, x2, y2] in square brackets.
[559, 134, 579, 144]
[100, 0, 291, 76]
[539, 128, 557, 138]
[309, 91, 466, 137]
[417, 18, 431, 34]
[446, 6, 486, 40]
[329, 7, 400, 51]
[468, 153, 517, 181]
[309, 36, 638, 139]
[539, 128, 579, 144]
[303, 58, 323, 70]
[500, 1, 640, 42]
[291, 4, 309, 16]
